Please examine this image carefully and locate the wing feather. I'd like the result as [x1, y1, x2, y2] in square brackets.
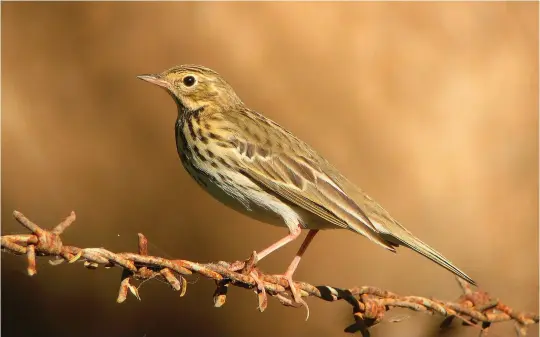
[232, 136, 395, 251]
[241, 164, 349, 229]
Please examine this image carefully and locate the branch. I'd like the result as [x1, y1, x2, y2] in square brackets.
[2, 211, 538, 336]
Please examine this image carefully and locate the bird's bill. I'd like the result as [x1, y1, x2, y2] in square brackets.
[137, 74, 170, 89]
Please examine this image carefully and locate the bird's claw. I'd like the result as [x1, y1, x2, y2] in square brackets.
[227, 252, 268, 312]
[227, 253, 309, 318]
[248, 269, 268, 312]
[228, 251, 259, 274]
[275, 273, 310, 320]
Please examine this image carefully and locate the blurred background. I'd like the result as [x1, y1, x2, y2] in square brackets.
[2, 2, 538, 337]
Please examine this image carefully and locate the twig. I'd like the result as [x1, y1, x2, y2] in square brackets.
[1, 211, 538, 336]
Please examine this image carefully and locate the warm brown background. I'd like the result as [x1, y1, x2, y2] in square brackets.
[2, 2, 538, 337]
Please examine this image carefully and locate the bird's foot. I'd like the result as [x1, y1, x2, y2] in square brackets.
[248, 269, 268, 312]
[226, 253, 309, 317]
[228, 250, 259, 274]
[227, 251, 268, 312]
[274, 273, 310, 320]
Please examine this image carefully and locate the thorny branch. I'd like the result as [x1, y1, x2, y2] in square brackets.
[2, 211, 538, 336]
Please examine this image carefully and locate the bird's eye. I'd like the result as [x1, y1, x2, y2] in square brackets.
[183, 75, 196, 87]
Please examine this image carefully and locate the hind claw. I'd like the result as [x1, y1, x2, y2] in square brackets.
[275, 273, 310, 320]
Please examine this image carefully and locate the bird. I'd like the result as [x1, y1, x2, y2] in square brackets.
[137, 64, 476, 304]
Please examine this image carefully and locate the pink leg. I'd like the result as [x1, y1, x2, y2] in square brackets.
[232, 226, 318, 315]
[284, 229, 319, 277]
[255, 225, 302, 261]
[229, 225, 302, 311]
[229, 224, 302, 272]
[280, 229, 319, 305]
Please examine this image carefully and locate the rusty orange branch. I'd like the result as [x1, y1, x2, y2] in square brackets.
[1, 211, 538, 336]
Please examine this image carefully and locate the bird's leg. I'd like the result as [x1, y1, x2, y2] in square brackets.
[227, 225, 303, 310]
[228, 224, 302, 273]
[255, 225, 302, 261]
[276, 229, 319, 305]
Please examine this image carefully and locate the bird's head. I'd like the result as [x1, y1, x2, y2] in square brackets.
[137, 65, 243, 113]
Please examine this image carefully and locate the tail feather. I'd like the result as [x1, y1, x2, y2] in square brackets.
[382, 231, 477, 286]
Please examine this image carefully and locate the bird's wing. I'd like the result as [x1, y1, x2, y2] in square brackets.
[228, 117, 396, 251]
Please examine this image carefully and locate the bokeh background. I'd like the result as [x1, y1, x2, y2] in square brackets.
[2, 2, 538, 337]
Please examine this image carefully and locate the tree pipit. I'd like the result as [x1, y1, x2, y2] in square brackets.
[138, 65, 476, 310]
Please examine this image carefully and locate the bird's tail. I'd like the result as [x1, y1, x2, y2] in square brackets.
[380, 225, 477, 286]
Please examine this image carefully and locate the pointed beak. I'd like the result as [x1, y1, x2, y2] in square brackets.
[137, 74, 170, 89]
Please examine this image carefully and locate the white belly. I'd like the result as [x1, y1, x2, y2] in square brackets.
[200, 166, 302, 229]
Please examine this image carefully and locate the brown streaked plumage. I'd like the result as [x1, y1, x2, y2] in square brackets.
[137, 65, 476, 305]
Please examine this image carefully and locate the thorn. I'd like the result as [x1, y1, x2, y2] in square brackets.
[160, 268, 181, 291]
[13, 211, 43, 235]
[26, 245, 37, 276]
[456, 277, 473, 295]
[213, 280, 229, 307]
[137, 233, 148, 255]
[117, 278, 129, 303]
[128, 283, 141, 301]
[68, 250, 83, 263]
[52, 211, 77, 235]
[179, 277, 187, 297]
